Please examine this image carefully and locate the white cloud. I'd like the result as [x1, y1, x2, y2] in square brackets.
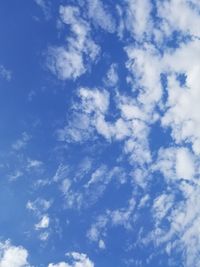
[175, 148, 195, 180]
[8, 170, 23, 181]
[98, 239, 106, 250]
[152, 193, 174, 225]
[157, 0, 200, 38]
[154, 146, 196, 181]
[0, 241, 30, 267]
[26, 159, 43, 170]
[48, 252, 94, 267]
[39, 231, 49, 241]
[110, 197, 135, 229]
[26, 198, 52, 215]
[48, 5, 100, 80]
[35, 214, 50, 230]
[104, 63, 119, 87]
[87, 196, 136, 246]
[125, 44, 163, 110]
[162, 39, 200, 155]
[124, 0, 153, 40]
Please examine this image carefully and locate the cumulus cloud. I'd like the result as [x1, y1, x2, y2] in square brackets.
[0, 241, 30, 267]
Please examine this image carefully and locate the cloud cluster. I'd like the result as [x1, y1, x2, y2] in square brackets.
[51, 0, 200, 265]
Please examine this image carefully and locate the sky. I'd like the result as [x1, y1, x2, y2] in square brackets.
[0, 0, 200, 266]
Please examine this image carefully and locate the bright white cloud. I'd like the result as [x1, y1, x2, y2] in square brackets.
[0, 241, 30, 267]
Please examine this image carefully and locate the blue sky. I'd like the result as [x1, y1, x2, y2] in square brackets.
[0, 0, 200, 266]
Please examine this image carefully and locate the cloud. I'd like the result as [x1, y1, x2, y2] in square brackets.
[12, 132, 31, 151]
[34, 0, 50, 19]
[54, 163, 126, 209]
[48, 252, 94, 267]
[162, 39, 200, 155]
[153, 146, 196, 182]
[86, 0, 116, 33]
[104, 63, 119, 87]
[124, 0, 153, 40]
[87, 196, 136, 246]
[48, 5, 100, 80]
[35, 214, 50, 230]
[0, 65, 12, 81]
[26, 198, 52, 215]
[0, 241, 30, 267]
[157, 0, 200, 38]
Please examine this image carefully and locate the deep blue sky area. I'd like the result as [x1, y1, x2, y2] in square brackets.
[0, 1, 199, 267]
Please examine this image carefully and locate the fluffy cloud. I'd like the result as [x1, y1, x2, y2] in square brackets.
[0, 241, 30, 267]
